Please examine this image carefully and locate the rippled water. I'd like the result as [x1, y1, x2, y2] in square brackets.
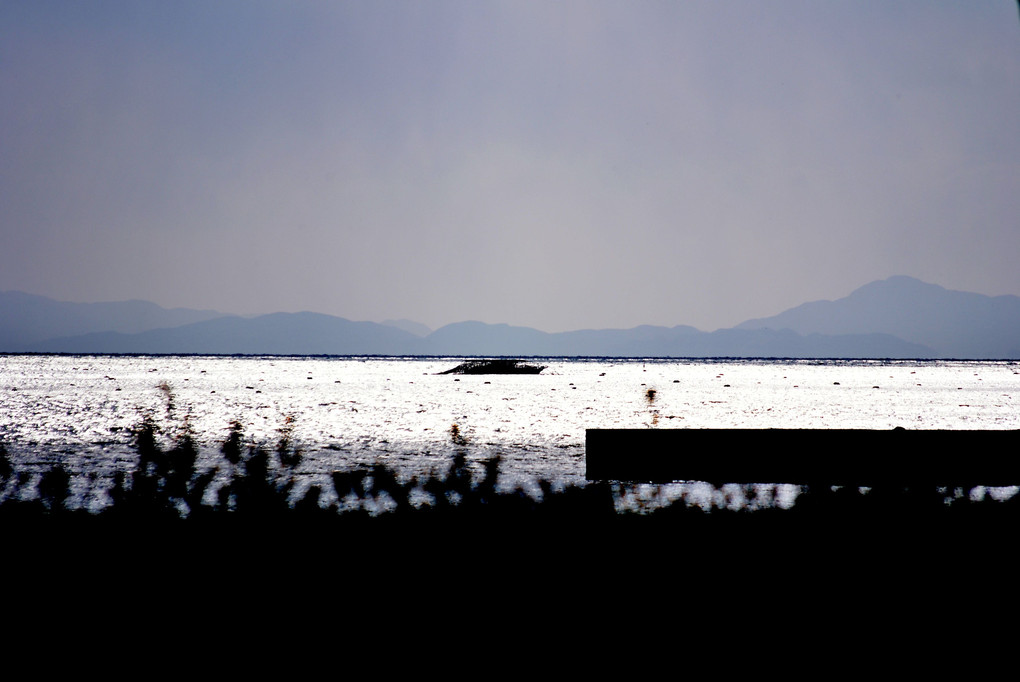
[2, 355, 1017, 503]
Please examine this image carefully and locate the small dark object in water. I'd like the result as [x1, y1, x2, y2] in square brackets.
[437, 359, 546, 375]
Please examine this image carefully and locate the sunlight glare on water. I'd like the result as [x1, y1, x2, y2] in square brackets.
[1, 356, 1017, 497]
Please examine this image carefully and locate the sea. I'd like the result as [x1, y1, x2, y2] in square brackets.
[1, 354, 1018, 511]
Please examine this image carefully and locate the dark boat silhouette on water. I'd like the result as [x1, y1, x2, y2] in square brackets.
[437, 359, 546, 375]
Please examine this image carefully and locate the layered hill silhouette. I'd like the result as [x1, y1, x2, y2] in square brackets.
[2, 276, 1017, 357]
[25, 312, 429, 356]
[0, 291, 223, 350]
[737, 276, 1020, 358]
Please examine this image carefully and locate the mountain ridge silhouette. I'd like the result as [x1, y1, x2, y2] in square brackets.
[3, 276, 1016, 357]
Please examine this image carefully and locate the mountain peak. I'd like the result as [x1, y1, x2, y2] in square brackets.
[851, 275, 944, 296]
[736, 276, 1020, 357]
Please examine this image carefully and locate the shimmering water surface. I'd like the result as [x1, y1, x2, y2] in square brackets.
[1, 355, 1017, 507]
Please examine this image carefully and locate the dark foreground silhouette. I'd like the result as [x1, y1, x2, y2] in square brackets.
[5, 419, 1019, 609]
[587, 428, 1020, 486]
[3, 418, 1019, 538]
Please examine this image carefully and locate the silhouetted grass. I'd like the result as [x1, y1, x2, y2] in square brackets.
[2, 424, 1018, 535]
[4, 433, 1020, 607]
[2, 394, 1019, 552]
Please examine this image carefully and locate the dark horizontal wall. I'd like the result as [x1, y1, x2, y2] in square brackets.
[585, 429, 1020, 487]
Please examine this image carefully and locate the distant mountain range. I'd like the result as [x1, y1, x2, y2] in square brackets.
[2, 276, 1018, 358]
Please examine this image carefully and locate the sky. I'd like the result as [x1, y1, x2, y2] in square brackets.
[2, 1, 1018, 333]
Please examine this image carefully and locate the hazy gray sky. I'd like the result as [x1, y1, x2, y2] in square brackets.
[2, 1, 1018, 332]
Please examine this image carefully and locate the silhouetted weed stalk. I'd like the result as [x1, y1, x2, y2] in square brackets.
[449, 422, 467, 446]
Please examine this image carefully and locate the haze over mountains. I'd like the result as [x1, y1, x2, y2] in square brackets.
[2, 277, 1018, 358]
